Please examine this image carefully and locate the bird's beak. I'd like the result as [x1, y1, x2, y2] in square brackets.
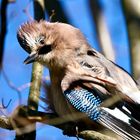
[24, 52, 38, 64]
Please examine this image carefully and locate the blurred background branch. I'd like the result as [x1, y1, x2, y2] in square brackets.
[0, 0, 15, 70]
[122, 0, 140, 79]
[89, 0, 115, 62]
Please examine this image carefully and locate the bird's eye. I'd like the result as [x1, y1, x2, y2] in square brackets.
[40, 40, 45, 45]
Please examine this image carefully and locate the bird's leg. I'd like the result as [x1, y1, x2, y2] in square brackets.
[76, 125, 80, 140]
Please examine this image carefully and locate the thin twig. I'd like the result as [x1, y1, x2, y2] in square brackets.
[23, 0, 33, 21]
[49, 10, 55, 22]
[2, 70, 22, 105]
[1, 98, 12, 109]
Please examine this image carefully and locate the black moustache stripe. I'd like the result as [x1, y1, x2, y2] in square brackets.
[38, 45, 52, 55]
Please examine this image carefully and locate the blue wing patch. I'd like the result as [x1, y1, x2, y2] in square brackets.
[64, 89, 102, 121]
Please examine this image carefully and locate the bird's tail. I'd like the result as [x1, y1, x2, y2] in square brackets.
[98, 108, 140, 140]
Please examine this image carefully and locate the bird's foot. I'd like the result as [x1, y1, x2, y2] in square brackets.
[62, 122, 79, 138]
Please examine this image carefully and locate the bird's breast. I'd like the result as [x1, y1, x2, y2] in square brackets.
[50, 83, 77, 120]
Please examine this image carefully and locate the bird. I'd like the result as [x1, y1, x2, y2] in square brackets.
[17, 20, 140, 139]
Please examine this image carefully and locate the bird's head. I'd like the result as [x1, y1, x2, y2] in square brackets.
[17, 20, 90, 69]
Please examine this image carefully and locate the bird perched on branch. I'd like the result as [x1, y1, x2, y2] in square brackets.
[17, 20, 140, 139]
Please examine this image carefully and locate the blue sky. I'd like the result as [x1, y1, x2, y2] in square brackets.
[0, 0, 130, 139]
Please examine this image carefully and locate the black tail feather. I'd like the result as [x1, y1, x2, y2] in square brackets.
[125, 103, 140, 131]
[98, 108, 140, 140]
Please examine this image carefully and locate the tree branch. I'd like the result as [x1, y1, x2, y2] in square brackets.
[0, 106, 116, 140]
[15, 0, 45, 139]
[79, 130, 116, 140]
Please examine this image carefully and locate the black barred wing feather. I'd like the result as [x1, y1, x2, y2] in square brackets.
[64, 88, 101, 120]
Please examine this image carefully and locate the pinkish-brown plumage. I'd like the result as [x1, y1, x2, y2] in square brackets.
[17, 20, 140, 104]
[17, 20, 140, 138]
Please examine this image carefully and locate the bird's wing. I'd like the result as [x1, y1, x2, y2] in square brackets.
[61, 49, 140, 104]
[63, 88, 140, 140]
